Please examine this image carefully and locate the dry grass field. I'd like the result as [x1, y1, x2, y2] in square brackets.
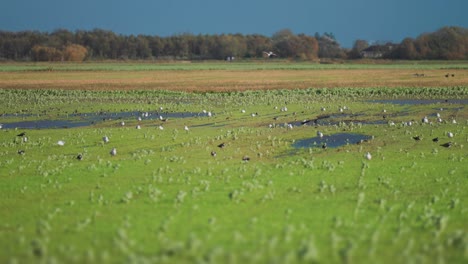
[0, 68, 466, 91]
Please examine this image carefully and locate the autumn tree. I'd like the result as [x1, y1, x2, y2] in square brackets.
[63, 44, 88, 61]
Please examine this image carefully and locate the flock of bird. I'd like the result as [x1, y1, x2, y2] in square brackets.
[8, 103, 459, 164]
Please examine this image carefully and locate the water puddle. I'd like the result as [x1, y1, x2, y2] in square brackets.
[280, 113, 386, 127]
[293, 133, 372, 149]
[0, 120, 93, 129]
[0, 111, 212, 129]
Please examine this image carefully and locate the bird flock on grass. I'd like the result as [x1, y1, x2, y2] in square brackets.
[7, 105, 461, 164]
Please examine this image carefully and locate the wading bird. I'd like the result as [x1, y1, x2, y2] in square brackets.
[110, 148, 117, 156]
[365, 152, 372, 160]
[432, 137, 439, 142]
[413, 136, 421, 141]
[440, 142, 452, 148]
[17, 132, 26, 137]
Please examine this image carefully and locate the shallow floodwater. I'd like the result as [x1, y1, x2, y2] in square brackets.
[293, 133, 372, 149]
[1, 120, 92, 129]
[1, 111, 211, 129]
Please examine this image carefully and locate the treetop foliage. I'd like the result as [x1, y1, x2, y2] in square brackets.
[0, 26, 466, 61]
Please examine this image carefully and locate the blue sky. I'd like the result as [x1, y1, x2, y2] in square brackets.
[1, 0, 467, 47]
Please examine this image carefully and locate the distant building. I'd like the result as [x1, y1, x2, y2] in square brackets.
[360, 43, 396, 58]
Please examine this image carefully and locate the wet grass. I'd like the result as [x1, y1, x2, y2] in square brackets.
[0, 80, 468, 263]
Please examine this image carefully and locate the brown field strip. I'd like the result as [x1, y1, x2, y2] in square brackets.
[0, 69, 466, 91]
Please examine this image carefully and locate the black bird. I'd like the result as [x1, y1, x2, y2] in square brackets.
[445, 73, 449, 78]
[440, 142, 452, 148]
[413, 136, 421, 141]
[242, 156, 250, 161]
[451, 74, 455, 77]
[322, 143, 327, 149]
[17, 132, 26, 137]
[217, 143, 226, 148]
[77, 154, 83, 160]
[432, 137, 439, 142]
[18, 150, 25, 155]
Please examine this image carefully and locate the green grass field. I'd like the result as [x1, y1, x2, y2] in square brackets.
[0, 62, 467, 263]
[0, 60, 468, 72]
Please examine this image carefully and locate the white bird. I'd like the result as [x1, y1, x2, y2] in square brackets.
[23, 137, 28, 143]
[120, 121, 125, 126]
[452, 119, 457, 124]
[57, 140, 65, 146]
[241, 109, 246, 113]
[159, 107, 164, 111]
[422, 116, 429, 123]
[317, 131, 324, 138]
[207, 112, 212, 117]
[110, 148, 117, 156]
[383, 109, 387, 113]
[436, 113, 441, 118]
[137, 117, 142, 121]
[263, 51, 277, 58]
[0, 124, 3, 129]
[321, 107, 326, 112]
[447, 132, 454, 138]
[103, 136, 109, 143]
[287, 124, 293, 129]
[184, 125, 189, 131]
[136, 125, 141, 129]
[365, 152, 372, 160]
[158, 125, 164, 130]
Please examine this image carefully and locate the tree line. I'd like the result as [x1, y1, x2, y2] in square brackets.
[0, 26, 466, 61]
